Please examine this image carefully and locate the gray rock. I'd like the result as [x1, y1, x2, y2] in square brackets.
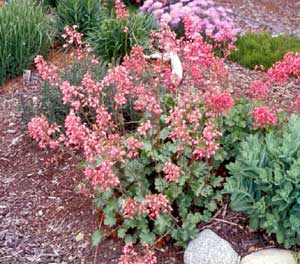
[184, 229, 239, 264]
[241, 249, 297, 264]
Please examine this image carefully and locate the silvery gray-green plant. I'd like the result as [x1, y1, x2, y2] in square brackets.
[225, 114, 300, 248]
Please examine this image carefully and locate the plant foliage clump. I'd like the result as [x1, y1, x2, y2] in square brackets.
[21, 52, 108, 127]
[28, 25, 236, 254]
[225, 114, 300, 248]
[229, 32, 300, 70]
[56, 0, 102, 37]
[0, 0, 51, 85]
[26, 18, 300, 261]
[87, 12, 158, 63]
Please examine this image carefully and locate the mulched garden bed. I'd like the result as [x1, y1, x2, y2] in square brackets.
[1, 1, 300, 263]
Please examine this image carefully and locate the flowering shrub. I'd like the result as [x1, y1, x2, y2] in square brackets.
[28, 22, 300, 261]
[28, 23, 239, 258]
[140, 0, 239, 44]
[244, 51, 300, 113]
[0, 0, 51, 85]
[267, 51, 300, 84]
[246, 80, 270, 101]
[251, 107, 278, 128]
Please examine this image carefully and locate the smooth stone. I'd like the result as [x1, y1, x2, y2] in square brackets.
[184, 229, 239, 264]
[241, 249, 297, 264]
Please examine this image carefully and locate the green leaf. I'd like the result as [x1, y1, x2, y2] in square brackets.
[92, 230, 105, 246]
[125, 234, 137, 244]
[164, 141, 179, 154]
[160, 127, 171, 140]
[191, 161, 207, 177]
[140, 230, 156, 244]
[190, 180, 205, 197]
[186, 212, 202, 225]
[104, 213, 116, 226]
[143, 140, 152, 152]
[207, 201, 217, 212]
[117, 227, 128, 239]
[155, 177, 169, 193]
[154, 215, 172, 235]
[249, 217, 259, 230]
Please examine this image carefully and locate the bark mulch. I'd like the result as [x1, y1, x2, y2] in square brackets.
[1, 1, 300, 262]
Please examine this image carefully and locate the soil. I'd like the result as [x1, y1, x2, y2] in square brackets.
[1, 1, 300, 263]
[215, 0, 300, 36]
[203, 207, 278, 257]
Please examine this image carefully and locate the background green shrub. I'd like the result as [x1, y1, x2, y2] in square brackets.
[0, 0, 51, 85]
[87, 12, 158, 63]
[229, 32, 300, 70]
[224, 114, 300, 248]
[56, 0, 102, 38]
[21, 57, 107, 127]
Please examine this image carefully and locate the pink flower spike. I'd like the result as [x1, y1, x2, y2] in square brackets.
[119, 243, 157, 264]
[247, 80, 270, 101]
[115, 0, 129, 19]
[252, 107, 278, 128]
[163, 161, 181, 182]
[204, 92, 234, 115]
[139, 194, 172, 220]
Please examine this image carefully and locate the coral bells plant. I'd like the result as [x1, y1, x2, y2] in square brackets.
[245, 51, 300, 111]
[246, 80, 270, 101]
[28, 24, 292, 260]
[267, 51, 300, 84]
[28, 24, 231, 253]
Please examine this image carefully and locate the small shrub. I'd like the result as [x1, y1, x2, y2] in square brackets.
[0, 0, 51, 85]
[229, 32, 300, 70]
[224, 114, 300, 249]
[56, 0, 102, 37]
[88, 12, 158, 63]
[28, 25, 300, 260]
[22, 54, 107, 127]
[28, 26, 234, 258]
